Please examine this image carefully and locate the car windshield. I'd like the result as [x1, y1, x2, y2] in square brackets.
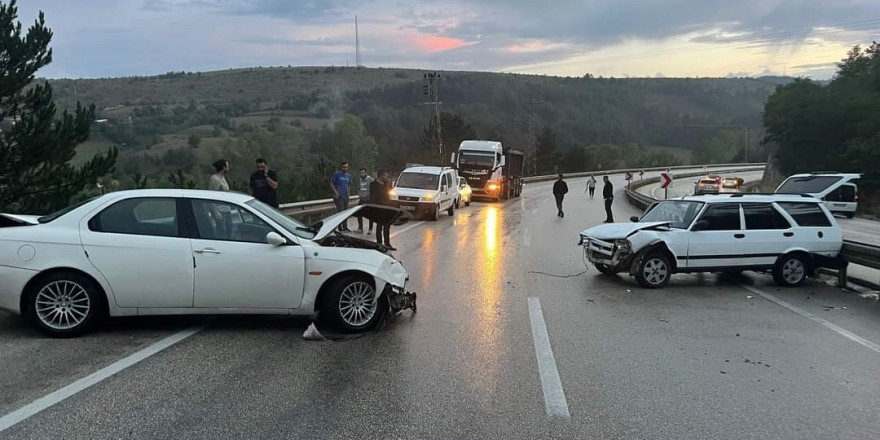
[640, 200, 704, 229]
[396, 172, 440, 190]
[459, 152, 495, 167]
[776, 176, 842, 194]
[37, 196, 100, 223]
[246, 199, 315, 240]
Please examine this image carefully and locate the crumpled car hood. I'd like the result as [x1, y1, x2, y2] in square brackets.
[580, 221, 671, 240]
[312, 204, 412, 240]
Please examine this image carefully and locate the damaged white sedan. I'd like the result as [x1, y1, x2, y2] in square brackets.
[0, 189, 416, 337]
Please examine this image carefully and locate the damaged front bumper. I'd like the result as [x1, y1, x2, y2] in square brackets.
[385, 283, 418, 314]
[579, 234, 633, 270]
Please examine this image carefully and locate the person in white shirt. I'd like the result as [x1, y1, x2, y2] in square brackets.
[585, 175, 597, 198]
[209, 159, 230, 191]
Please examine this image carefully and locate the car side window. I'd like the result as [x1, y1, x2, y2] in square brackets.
[695, 203, 741, 231]
[777, 202, 833, 227]
[743, 203, 791, 230]
[191, 200, 274, 243]
[89, 198, 181, 238]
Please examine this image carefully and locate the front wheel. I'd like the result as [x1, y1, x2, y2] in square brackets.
[634, 252, 672, 288]
[773, 254, 808, 287]
[26, 272, 103, 338]
[321, 276, 386, 332]
[845, 212, 855, 219]
[428, 205, 439, 221]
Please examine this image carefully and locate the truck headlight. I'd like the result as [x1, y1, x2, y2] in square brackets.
[614, 239, 632, 254]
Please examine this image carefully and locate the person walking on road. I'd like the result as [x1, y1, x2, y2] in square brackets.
[249, 158, 279, 208]
[370, 169, 396, 251]
[553, 174, 569, 218]
[208, 159, 230, 191]
[585, 175, 597, 198]
[603, 175, 614, 223]
[356, 168, 375, 234]
[331, 162, 353, 232]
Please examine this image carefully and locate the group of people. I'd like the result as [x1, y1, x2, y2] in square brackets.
[552, 174, 615, 223]
[207, 158, 398, 250]
[330, 163, 396, 250]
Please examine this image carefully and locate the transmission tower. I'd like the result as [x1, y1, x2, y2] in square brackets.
[355, 15, 362, 68]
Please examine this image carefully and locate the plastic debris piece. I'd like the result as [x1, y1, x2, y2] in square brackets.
[303, 323, 327, 341]
[746, 295, 754, 299]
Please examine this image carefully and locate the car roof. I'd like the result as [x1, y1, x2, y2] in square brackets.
[676, 194, 823, 204]
[102, 189, 255, 203]
[786, 173, 861, 178]
[401, 166, 453, 175]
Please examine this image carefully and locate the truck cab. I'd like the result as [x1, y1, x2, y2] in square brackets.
[452, 140, 523, 201]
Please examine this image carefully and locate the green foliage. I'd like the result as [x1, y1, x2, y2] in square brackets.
[420, 111, 476, 165]
[167, 169, 196, 189]
[692, 129, 762, 164]
[188, 133, 201, 148]
[0, 1, 117, 213]
[536, 125, 558, 175]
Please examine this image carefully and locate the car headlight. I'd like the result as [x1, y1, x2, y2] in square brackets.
[388, 189, 398, 200]
[614, 239, 632, 254]
[422, 193, 435, 201]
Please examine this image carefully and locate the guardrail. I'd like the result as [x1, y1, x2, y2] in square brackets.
[623, 167, 880, 289]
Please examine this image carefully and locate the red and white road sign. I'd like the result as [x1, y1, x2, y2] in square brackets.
[625, 172, 633, 181]
[660, 172, 673, 189]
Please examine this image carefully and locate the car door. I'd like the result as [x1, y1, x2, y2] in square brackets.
[80, 197, 195, 308]
[740, 203, 793, 267]
[686, 203, 744, 269]
[188, 199, 305, 309]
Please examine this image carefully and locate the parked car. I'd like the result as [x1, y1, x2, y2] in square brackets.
[578, 194, 845, 288]
[0, 190, 416, 337]
[389, 166, 460, 220]
[775, 172, 861, 218]
[458, 177, 472, 207]
[694, 176, 722, 195]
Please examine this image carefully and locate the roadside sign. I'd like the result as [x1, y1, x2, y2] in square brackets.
[660, 172, 673, 189]
[625, 172, 633, 181]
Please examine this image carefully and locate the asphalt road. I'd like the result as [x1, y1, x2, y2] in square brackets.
[2, 168, 879, 440]
[639, 170, 880, 247]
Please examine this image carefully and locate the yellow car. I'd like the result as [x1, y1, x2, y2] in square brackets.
[722, 177, 744, 189]
[457, 177, 472, 207]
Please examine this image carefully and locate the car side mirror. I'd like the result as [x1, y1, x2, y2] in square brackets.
[692, 220, 710, 231]
[266, 232, 287, 246]
[630, 216, 640, 223]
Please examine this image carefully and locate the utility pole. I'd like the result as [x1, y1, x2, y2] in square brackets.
[745, 127, 750, 163]
[525, 100, 542, 176]
[355, 15, 362, 68]
[419, 73, 443, 163]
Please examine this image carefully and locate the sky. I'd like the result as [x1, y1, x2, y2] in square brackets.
[15, 0, 880, 79]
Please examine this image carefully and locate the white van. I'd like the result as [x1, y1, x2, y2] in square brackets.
[775, 173, 861, 218]
[389, 166, 461, 220]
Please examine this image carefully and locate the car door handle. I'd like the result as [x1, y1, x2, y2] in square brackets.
[783, 232, 794, 237]
[734, 234, 745, 239]
[194, 249, 221, 254]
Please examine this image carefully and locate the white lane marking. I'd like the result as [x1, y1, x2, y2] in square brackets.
[0, 324, 206, 433]
[390, 221, 424, 238]
[524, 228, 531, 247]
[527, 297, 570, 419]
[743, 285, 880, 353]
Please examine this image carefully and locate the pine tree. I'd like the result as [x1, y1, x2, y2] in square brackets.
[0, 0, 117, 213]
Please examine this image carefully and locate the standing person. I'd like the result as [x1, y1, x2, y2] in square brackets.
[585, 175, 597, 198]
[249, 158, 279, 208]
[356, 168, 375, 234]
[208, 159, 230, 191]
[331, 162, 352, 232]
[603, 175, 614, 223]
[552, 174, 569, 218]
[370, 170, 396, 251]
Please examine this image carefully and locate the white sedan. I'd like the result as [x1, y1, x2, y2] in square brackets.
[0, 189, 416, 337]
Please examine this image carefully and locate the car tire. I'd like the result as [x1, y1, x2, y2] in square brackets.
[447, 202, 455, 216]
[465, 199, 470, 207]
[25, 272, 103, 338]
[321, 275, 387, 332]
[845, 212, 855, 219]
[634, 252, 672, 288]
[594, 263, 618, 275]
[773, 253, 809, 287]
[429, 205, 439, 221]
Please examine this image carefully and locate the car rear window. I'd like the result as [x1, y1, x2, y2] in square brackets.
[743, 203, 790, 230]
[699, 179, 718, 185]
[825, 184, 857, 202]
[776, 176, 842, 194]
[776, 202, 833, 227]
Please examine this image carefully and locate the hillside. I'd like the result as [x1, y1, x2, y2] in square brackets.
[47, 67, 782, 202]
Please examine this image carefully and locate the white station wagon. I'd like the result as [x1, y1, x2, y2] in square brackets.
[0, 190, 416, 337]
[579, 194, 846, 288]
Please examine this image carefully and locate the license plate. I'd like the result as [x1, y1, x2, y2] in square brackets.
[401, 205, 416, 211]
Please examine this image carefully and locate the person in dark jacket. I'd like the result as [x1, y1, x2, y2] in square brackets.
[603, 175, 614, 223]
[370, 169, 396, 250]
[552, 174, 569, 217]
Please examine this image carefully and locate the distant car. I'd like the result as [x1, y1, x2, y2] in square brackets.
[694, 176, 721, 195]
[775, 172, 861, 218]
[578, 194, 844, 288]
[458, 177, 472, 207]
[0, 190, 415, 337]
[389, 166, 460, 220]
[721, 177, 744, 189]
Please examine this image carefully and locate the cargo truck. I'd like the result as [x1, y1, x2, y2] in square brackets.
[451, 140, 524, 201]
